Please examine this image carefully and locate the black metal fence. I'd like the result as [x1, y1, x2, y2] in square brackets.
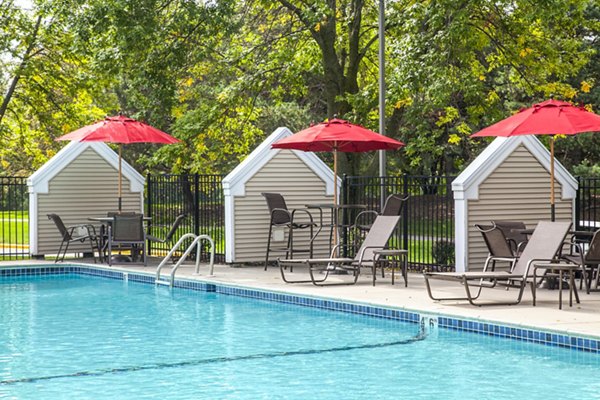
[0, 177, 29, 260]
[4, 173, 600, 267]
[342, 175, 456, 272]
[575, 177, 600, 231]
[146, 174, 225, 263]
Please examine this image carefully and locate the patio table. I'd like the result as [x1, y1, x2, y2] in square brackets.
[532, 262, 580, 309]
[372, 249, 409, 287]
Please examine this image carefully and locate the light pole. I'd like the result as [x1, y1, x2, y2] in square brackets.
[378, 0, 386, 209]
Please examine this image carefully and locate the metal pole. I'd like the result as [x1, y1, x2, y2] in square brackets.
[378, 0, 386, 210]
[550, 136, 555, 221]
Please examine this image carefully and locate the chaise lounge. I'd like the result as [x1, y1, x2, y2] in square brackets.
[277, 215, 401, 286]
[423, 220, 571, 306]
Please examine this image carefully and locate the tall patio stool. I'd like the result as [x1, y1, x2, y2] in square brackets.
[262, 192, 316, 270]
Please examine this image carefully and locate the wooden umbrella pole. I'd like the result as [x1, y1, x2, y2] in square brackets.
[118, 143, 123, 212]
[333, 147, 338, 252]
[550, 136, 555, 221]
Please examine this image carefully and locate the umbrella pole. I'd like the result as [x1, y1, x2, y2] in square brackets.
[550, 136, 555, 221]
[118, 144, 122, 212]
[333, 148, 338, 253]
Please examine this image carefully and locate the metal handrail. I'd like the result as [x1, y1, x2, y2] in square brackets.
[155, 233, 215, 287]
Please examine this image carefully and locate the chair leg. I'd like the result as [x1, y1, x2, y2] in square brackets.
[88, 238, 97, 264]
[265, 224, 273, 270]
[287, 225, 294, 259]
[108, 239, 112, 266]
[59, 240, 70, 263]
[55, 240, 66, 263]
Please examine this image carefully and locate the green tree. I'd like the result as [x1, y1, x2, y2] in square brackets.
[385, 0, 597, 176]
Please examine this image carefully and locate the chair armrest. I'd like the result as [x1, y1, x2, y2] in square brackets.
[290, 208, 315, 225]
[357, 245, 389, 263]
[352, 210, 379, 231]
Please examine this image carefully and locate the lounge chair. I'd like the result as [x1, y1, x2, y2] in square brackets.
[353, 194, 409, 232]
[277, 215, 401, 286]
[147, 213, 187, 246]
[423, 221, 571, 306]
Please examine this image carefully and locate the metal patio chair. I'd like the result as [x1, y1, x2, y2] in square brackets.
[47, 213, 100, 263]
[562, 229, 600, 294]
[476, 223, 519, 273]
[262, 192, 316, 270]
[107, 214, 147, 266]
[492, 220, 529, 256]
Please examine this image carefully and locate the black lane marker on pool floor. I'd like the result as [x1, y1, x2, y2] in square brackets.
[1, 332, 426, 385]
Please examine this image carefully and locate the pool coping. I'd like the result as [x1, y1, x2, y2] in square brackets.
[2, 263, 599, 354]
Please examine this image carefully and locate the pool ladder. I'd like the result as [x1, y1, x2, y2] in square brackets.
[155, 233, 215, 287]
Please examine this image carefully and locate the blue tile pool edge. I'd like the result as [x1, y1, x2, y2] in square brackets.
[2, 264, 599, 354]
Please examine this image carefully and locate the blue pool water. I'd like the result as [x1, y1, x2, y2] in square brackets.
[1, 273, 600, 399]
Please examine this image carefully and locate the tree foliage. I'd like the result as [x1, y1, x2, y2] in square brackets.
[0, 0, 599, 178]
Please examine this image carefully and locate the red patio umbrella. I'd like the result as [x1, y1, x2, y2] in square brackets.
[56, 115, 180, 211]
[472, 99, 600, 220]
[272, 118, 404, 245]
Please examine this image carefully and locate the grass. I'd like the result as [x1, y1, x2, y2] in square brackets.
[0, 211, 29, 244]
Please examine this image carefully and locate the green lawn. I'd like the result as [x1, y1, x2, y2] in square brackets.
[0, 211, 29, 244]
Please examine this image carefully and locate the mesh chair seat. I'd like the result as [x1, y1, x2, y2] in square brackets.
[47, 213, 100, 263]
[108, 214, 147, 266]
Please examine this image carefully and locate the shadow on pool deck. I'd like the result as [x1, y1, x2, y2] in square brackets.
[2, 256, 600, 339]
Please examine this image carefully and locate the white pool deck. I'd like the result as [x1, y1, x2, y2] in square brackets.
[2, 258, 600, 340]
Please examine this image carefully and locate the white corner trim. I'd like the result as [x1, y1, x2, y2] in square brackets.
[87, 143, 146, 193]
[291, 149, 337, 196]
[29, 193, 38, 255]
[28, 142, 145, 194]
[222, 127, 336, 197]
[453, 136, 577, 201]
[454, 198, 468, 272]
[224, 194, 235, 262]
[223, 127, 292, 197]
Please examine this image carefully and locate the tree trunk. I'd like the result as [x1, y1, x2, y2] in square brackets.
[0, 15, 42, 126]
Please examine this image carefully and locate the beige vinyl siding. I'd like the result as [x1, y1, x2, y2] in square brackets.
[233, 151, 333, 262]
[466, 144, 572, 270]
[36, 148, 143, 256]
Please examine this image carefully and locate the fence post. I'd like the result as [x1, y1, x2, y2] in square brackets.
[576, 176, 581, 230]
[146, 174, 153, 255]
[402, 174, 409, 252]
[194, 173, 200, 237]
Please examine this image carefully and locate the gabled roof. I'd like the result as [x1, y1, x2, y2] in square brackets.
[452, 136, 577, 200]
[28, 141, 145, 193]
[223, 127, 336, 196]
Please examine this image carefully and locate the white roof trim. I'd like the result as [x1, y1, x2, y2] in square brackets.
[222, 127, 336, 196]
[27, 142, 145, 194]
[453, 136, 577, 200]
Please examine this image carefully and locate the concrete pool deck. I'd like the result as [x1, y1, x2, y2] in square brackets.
[2, 258, 600, 340]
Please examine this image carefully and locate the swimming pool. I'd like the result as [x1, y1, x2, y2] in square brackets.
[1, 266, 600, 399]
